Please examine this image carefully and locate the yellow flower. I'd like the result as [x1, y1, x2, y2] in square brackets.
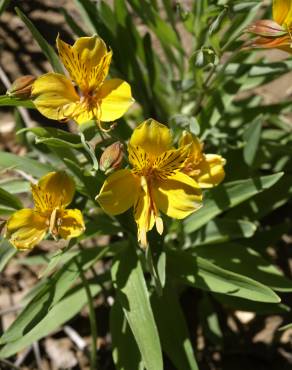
[96, 119, 202, 247]
[6, 172, 85, 250]
[273, 0, 292, 28]
[31, 35, 134, 128]
[246, 0, 292, 53]
[179, 132, 226, 188]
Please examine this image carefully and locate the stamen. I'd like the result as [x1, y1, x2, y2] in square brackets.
[284, 23, 292, 47]
[49, 208, 58, 237]
[155, 216, 164, 235]
[139, 228, 148, 249]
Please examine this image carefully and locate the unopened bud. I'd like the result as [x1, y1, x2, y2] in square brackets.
[7, 75, 36, 99]
[100, 142, 124, 174]
[246, 20, 286, 37]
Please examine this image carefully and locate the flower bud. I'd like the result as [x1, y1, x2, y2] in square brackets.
[7, 75, 36, 99]
[100, 142, 124, 174]
[246, 20, 286, 37]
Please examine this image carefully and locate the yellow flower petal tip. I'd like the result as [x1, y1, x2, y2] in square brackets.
[32, 35, 134, 129]
[97, 119, 208, 247]
[6, 171, 85, 251]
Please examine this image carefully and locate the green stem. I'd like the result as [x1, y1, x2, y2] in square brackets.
[76, 259, 98, 370]
[192, 50, 239, 117]
[192, 64, 217, 116]
[79, 132, 99, 171]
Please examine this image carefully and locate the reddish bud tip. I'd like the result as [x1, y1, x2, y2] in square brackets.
[100, 141, 124, 174]
[7, 75, 36, 99]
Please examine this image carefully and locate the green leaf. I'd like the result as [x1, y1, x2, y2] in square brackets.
[151, 284, 199, 370]
[111, 242, 163, 370]
[0, 278, 104, 358]
[0, 247, 109, 344]
[221, 3, 261, 51]
[244, 222, 290, 252]
[243, 117, 262, 166]
[0, 208, 14, 216]
[0, 179, 30, 194]
[0, 0, 10, 15]
[15, 7, 63, 74]
[0, 238, 16, 272]
[214, 294, 290, 314]
[0, 151, 54, 177]
[60, 7, 86, 37]
[0, 187, 22, 210]
[0, 95, 34, 108]
[198, 295, 222, 346]
[110, 301, 143, 370]
[19, 127, 82, 149]
[194, 243, 292, 292]
[167, 249, 280, 303]
[127, 0, 182, 52]
[227, 175, 292, 222]
[73, 0, 95, 33]
[184, 173, 283, 233]
[279, 323, 292, 331]
[190, 218, 256, 246]
[74, 0, 112, 38]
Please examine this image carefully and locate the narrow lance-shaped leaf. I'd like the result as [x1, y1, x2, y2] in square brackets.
[15, 7, 63, 74]
[0, 95, 34, 108]
[0, 247, 109, 344]
[167, 249, 280, 303]
[0, 151, 54, 177]
[0, 278, 105, 358]
[0, 187, 22, 210]
[243, 117, 262, 166]
[0, 0, 10, 15]
[194, 243, 292, 292]
[184, 173, 283, 233]
[151, 283, 199, 370]
[0, 238, 16, 273]
[111, 242, 163, 370]
[190, 218, 257, 246]
[110, 301, 143, 370]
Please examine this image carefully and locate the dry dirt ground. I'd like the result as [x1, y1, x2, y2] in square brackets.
[0, 1, 292, 370]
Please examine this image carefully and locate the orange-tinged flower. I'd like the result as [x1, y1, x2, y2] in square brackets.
[31, 35, 134, 129]
[96, 119, 202, 247]
[5, 172, 85, 250]
[245, 0, 292, 52]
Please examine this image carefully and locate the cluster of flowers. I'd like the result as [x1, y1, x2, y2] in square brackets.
[6, 34, 225, 249]
[9, 0, 288, 251]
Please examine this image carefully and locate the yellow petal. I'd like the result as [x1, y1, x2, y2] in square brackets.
[153, 146, 189, 178]
[73, 105, 98, 125]
[128, 143, 151, 172]
[32, 172, 75, 211]
[130, 119, 172, 157]
[153, 172, 202, 219]
[57, 35, 112, 92]
[96, 169, 139, 215]
[273, 0, 292, 26]
[195, 154, 226, 188]
[57, 209, 85, 239]
[6, 209, 48, 250]
[98, 79, 134, 122]
[179, 131, 203, 163]
[133, 178, 155, 248]
[32, 73, 80, 121]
